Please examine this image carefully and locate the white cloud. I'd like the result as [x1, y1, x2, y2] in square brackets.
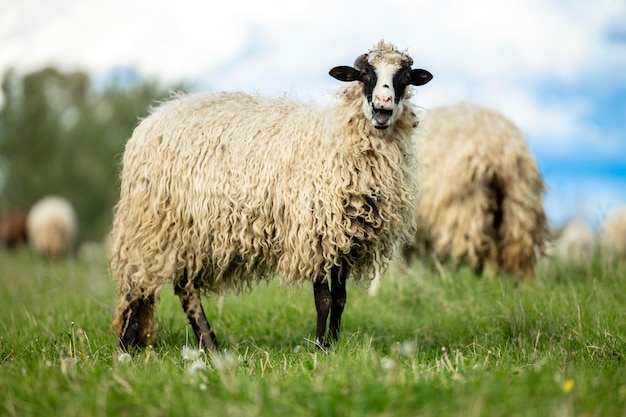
[2, 0, 624, 88]
[1, 0, 625, 225]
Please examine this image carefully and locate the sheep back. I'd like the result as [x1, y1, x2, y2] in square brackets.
[26, 196, 77, 259]
[411, 102, 548, 278]
[110, 91, 419, 298]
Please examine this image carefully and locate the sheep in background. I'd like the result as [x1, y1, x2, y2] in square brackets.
[26, 196, 77, 260]
[598, 206, 626, 259]
[78, 240, 109, 260]
[110, 40, 432, 351]
[78, 232, 112, 260]
[554, 219, 596, 263]
[405, 102, 549, 282]
[0, 210, 29, 249]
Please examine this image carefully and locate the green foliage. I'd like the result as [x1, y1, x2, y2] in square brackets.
[1, 250, 625, 416]
[0, 67, 183, 241]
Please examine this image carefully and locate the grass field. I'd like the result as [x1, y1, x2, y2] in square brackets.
[1, 248, 625, 417]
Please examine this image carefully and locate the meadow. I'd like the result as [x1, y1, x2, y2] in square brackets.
[1, 248, 625, 417]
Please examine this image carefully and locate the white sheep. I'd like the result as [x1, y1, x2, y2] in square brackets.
[554, 219, 596, 263]
[26, 195, 78, 260]
[110, 40, 432, 351]
[405, 102, 549, 282]
[598, 206, 626, 259]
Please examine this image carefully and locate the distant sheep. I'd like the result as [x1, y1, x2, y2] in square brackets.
[26, 196, 77, 259]
[405, 102, 548, 282]
[598, 206, 626, 259]
[110, 40, 433, 351]
[554, 219, 596, 263]
[0, 210, 29, 248]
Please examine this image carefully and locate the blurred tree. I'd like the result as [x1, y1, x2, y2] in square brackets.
[0, 67, 183, 241]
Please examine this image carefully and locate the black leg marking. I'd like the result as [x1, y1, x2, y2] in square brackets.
[117, 294, 155, 351]
[313, 276, 332, 348]
[328, 264, 348, 343]
[174, 271, 219, 352]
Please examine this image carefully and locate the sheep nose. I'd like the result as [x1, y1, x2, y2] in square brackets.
[374, 93, 393, 109]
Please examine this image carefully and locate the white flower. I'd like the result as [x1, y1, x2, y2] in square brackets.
[182, 346, 202, 361]
[187, 360, 206, 375]
[211, 351, 237, 371]
[381, 357, 396, 372]
[399, 340, 417, 357]
[118, 353, 132, 363]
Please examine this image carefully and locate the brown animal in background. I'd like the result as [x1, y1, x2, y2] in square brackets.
[0, 210, 29, 248]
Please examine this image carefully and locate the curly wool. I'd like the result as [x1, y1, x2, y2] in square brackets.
[110, 73, 420, 299]
[408, 102, 549, 280]
[599, 206, 626, 259]
[26, 196, 77, 259]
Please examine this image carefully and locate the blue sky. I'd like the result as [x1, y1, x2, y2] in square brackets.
[1, 0, 625, 228]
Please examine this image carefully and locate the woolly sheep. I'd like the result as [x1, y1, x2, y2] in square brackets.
[554, 219, 595, 263]
[110, 40, 433, 351]
[598, 206, 626, 259]
[26, 196, 78, 259]
[405, 102, 548, 282]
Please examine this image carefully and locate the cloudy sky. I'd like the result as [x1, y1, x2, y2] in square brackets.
[2, 0, 625, 227]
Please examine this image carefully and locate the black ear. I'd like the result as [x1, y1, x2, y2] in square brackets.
[409, 69, 433, 86]
[329, 66, 362, 82]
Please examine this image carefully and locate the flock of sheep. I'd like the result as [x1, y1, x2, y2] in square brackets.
[0, 195, 78, 259]
[554, 208, 626, 263]
[1, 40, 624, 352]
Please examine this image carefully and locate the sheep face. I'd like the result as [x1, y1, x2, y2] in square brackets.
[329, 52, 432, 129]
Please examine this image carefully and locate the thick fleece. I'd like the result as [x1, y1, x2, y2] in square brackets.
[110, 42, 426, 322]
[407, 102, 549, 280]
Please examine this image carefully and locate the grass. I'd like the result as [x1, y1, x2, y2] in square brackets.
[1, 248, 625, 416]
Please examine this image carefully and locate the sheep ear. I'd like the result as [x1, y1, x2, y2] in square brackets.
[409, 69, 433, 86]
[329, 66, 361, 82]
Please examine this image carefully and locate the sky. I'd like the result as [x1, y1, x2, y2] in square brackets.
[1, 0, 625, 228]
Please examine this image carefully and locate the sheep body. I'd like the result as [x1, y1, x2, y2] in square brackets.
[111, 92, 418, 295]
[407, 102, 548, 280]
[110, 40, 432, 349]
[599, 206, 626, 259]
[26, 196, 77, 259]
[554, 219, 595, 263]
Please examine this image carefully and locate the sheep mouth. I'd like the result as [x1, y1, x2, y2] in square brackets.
[372, 108, 393, 129]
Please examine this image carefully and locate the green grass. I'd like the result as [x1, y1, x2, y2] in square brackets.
[1, 248, 625, 417]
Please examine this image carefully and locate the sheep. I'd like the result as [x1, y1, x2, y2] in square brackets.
[598, 206, 626, 259]
[110, 40, 433, 352]
[26, 196, 78, 260]
[404, 101, 549, 282]
[553, 219, 596, 263]
[0, 210, 29, 249]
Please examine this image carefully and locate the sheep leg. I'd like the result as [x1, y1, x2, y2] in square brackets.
[174, 271, 219, 352]
[328, 264, 348, 343]
[114, 293, 155, 351]
[313, 276, 332, 348]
